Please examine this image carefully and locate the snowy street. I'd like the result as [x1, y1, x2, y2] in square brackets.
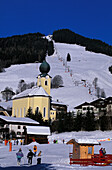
[0, 131, 112, 169]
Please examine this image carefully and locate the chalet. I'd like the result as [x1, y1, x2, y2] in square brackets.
[90, 98, 106, 117]
[50, 100, 68, 121]
[75, 102, 94, 115]
[105, 97, 112, 116]
[0, 116, 50, 144]
[67, 138, 100, 159]
[26, 126, 50, 144]
[74, 98, 107, 119]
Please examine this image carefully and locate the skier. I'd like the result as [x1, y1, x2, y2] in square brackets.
[37, 151, 42, 164]
[27, 149, 34, 165]
[16, 148, 24, 165]
[20, 139, 23, 145]
[33, 145, 37, 157]
[103, 148, 106, 155]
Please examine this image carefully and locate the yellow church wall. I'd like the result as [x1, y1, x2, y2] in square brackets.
[30, 96, 50, 121]
[12, 97, 29, 117]
[12, 96, 50, 120]
[37, 76, 51, 95]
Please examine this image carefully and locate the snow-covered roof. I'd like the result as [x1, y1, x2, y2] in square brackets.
[51, 100, 68, 106]
[0, 115, 39, 125]
[67, 138, 100, 145]
[12, 86, 50, 99]
[75, 138, 99, 145]
[0, 100, 12, 110]
[26, 126, 51, 136]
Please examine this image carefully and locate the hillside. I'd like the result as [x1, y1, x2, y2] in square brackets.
[0, 40, 112, 112]
[0, 33, 54, 72]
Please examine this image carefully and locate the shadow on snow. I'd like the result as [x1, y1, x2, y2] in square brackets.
[0, 163, 56, 170]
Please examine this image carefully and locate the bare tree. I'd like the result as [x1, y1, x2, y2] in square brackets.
[101, 89, 106, 98]
[93, 77, 98, 89]
[1, 87, 15, 101]
[51, 75, 63, 88]
[96, 87, 101, 98]
[18, 79, 26, 93]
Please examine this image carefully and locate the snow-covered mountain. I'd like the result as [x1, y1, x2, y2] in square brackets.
[0, 41, 112, 112]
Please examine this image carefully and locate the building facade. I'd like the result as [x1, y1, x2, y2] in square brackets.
[12, 60, 67, 121]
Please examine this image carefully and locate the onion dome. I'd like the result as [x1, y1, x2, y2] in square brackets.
[39, 60, 50, 76]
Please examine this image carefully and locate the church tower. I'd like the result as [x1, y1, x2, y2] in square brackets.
[37, 60, 51, 95]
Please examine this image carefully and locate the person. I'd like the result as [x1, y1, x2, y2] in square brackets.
[16, 139, 19, 145]
[16, 148, 24, 165]
[103, 148, 106, 155]
[27, 149, 34, 165]
[14, 139, 16, 145]
[99, 148, 103, 157]
[33, 145, 37, 157]
[63, 139, 65, 144]
[20, 139, 23, 145]
[37, 151, 42, 164]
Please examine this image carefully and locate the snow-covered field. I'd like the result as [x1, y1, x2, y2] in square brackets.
[0, 41, 112, 112]
[0, 131, 112, 169]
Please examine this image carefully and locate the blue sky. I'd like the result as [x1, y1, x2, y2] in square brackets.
[0, 0, 112, 45]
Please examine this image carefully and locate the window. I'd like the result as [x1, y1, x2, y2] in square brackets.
[83, 107, 86, 110]
[23, 126, 26, 129]
[45, 80, 48, 86]
[18, 126, 21, 129]
[90, 107, 93, 111]
[36, 107, 39, 114]
[17, 132, 21, 135]
[88, 147, 92, 154]
[43, 107, 46, 117]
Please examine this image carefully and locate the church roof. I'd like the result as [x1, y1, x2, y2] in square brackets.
[39, 60, 50, 77]
[12, 86, 50, 100]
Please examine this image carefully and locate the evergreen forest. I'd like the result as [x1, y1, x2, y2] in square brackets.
[0, 33, 54, 72]
[53, 29, 112, 57]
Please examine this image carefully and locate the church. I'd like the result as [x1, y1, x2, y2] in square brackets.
[12, 60, 67, 121]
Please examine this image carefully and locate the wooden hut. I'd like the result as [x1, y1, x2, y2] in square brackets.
[67, 138, 100, 159]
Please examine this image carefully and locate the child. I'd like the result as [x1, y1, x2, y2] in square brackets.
[16, 148, 24, 165]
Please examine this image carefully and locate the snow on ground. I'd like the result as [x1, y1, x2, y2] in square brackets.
[0, 131, 112, 169]
[1, 42, 112, 112]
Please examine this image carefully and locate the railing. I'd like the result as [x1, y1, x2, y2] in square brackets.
[69, 153, 112, 166]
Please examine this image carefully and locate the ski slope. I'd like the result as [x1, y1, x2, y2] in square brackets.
[0, 41, 112, 111]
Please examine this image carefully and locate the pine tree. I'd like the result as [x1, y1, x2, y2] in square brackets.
[85, 108, 95, 131]
[34, 111, 44, 125]
[67, 53, 71, 62]
[26, 107, 34, 119]
[74, 112, 83, 131]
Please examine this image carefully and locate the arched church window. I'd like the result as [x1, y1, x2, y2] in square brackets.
[43, 107, 46, 117]
[36, 107, 39, 114]
[45, 80, 47, 85]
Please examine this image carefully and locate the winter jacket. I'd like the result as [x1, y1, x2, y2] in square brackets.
[16, 151, 24, 159]
[33, 146, 37, 152]
[27, 151, 34, 158]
